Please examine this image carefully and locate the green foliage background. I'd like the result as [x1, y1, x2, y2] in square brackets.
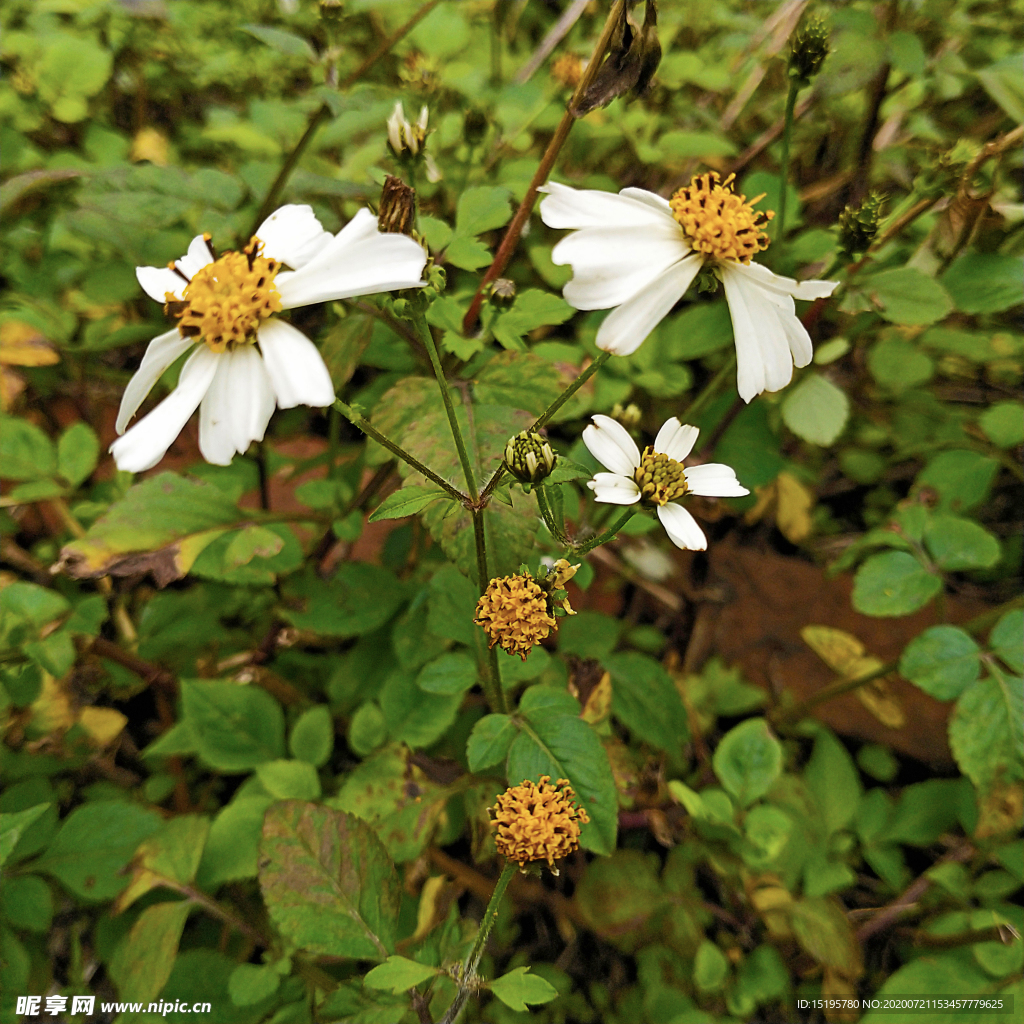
[0, 1, 1022, 1022]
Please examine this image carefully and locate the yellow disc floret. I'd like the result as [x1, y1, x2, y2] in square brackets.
[669, 172, 773, 264]
[490, 776, 590, 872]
[474, 573, 556, 661]
[167, 236, 282, 352]
[633, 446, 689, 506]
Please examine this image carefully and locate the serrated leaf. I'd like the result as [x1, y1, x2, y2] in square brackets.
[56, 422, 99, 487]
[0, 415, 56, 480]
[603, 652, 688, 752]
[990, 610, 1024, 675]
[488, 967, 558, 1011]
[415, 652, 477, 695]
[281, 563, 406, 637]
[223, 524, 285, 569]
[363, 956, 439, 994]
[942, 252, 1024, 314]
[899, 626, 981, 701]
[116, 815, 210, 912]
[949, 670, 1024, 792]
[454, 185, 512, 238]
[466, 714, 516, 772]
[368, 485, 450, 522]
[109, 901, 191, 1003]
[259, 802, 400, 960]
[445, 235, 492, 270]
[852, 551, 942, 617]
[865, 267, 953, 326]
[712, 718, 783, 806]
[923, 515, 1000, 571]
[781, 372, 849, 446]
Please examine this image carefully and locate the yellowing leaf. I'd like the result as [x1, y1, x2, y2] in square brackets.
[801, 625, 869, 676]
[79, 706, 128, 746]
[775, 472, 815, 543]
[410, 875, 451, 943]
[1, 367, 26, 410]
[0, 320, 59, 367]
[581, 670, 611, 725]
[131, 126, 170, 165]
[30, 672, 76, 733]
[857, 678, 906, 728]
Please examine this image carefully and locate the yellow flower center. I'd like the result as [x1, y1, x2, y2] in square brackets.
[166, 236, 282, 353]
[490, 776, 590, 871]
[633, 446, 689, 506]
[669, 172, 773, 264]
[474, 573, 557, 661]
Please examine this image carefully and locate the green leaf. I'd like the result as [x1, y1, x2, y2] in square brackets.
[195, 796, 273, 889]
[181, 679, 285, 773]
[282, 563, 406, 637]
[508, 690, 618, 855]
[109, 900, 191, 1003]
[289, 705, 334, 767]
[0, 582, 69, 627]
[712, 719, 783, 806]
[472, 350, 567, 417]
[415, 652, 478, 695]
[924, 515, 1000, 571]
[558, 610, 620, 659]
[445, 236, 492, 270]
[978, 402, 1024, 448]
[240, 24, 317, 60]
[419, 215, 453, 252]
[852, 551, 942, 617]
[789, 897, 862, 975]
[659, 130, 736, 158]
[780, 372, 850, 446]
[259, 801, 400, 959]
[888, 30, 926, 75]
[693, 939, 730, 992]
[117, 815, 210, 911]
[0, 415, 56, 480]
[743, 805, 792, 866]
[865, 267, 953, 326]
[368, 485, 450, 522]
[915, 450, 999, 513]
[347, 701, 387, 757]
[867, 337, 934, 391]
[363, 956, 439, 994]
[35, 801, 162, 900]
[222, 524, 285, 569]
[900, 626, 981, 701]
[990, 610, 1024, 675]
[488, 967, 558, 1011]
[228, 963, 281, 1007]
[663, 301, 733, 359]
[492, 290, 575, 349]
[454, 185, 512, 237]
[804, 729, 862, 834]
[37, 33, 112, 123]
[427, 565, 479, 645]
[380, 670, 462, 748]
[949, 671, 1024, 791]
[603, 652, 689, 752]
[56, 422, 99, 487]
[0, 874, 53, 932]
[941, 253, 1024, 314]
[256, 760, 321, 800]
[466, 714, 516, 772]
[0, 805, 49, 869]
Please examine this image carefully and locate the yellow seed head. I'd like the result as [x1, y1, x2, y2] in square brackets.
[167, 236, 282, 352]
[490, 776, 590, 871]
[474, 573, 556, 660]
[669, 172, 773, 265]
[633, 446, 689, 506]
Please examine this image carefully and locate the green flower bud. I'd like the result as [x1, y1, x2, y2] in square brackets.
[837, 191, 885, 257]
[504, 431, 556, 484]
[488, 278, 516, 306]
[788, 15, 830, 84]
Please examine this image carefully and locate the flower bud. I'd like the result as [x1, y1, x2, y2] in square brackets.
[488, 278, 516, 306]
[386, 101, 429, 158]
[504, 430, 556, 484]
[610, 402, 642, 430]
[378, 175, 416, 235]
[837, 191, 884, 257]
[788, 15, 830, 85]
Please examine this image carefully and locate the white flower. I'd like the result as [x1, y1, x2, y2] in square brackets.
[539, 172, 838, 403]
[387, 101, 429, 156]
[582, 414, 749, 551]
[112, 204, 427, 472]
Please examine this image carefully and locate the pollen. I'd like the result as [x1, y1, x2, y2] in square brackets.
[634, 446, 689, 506]
[669, 172, 773, 264]
[166, 236, 282, 352]
[474, 573, 556, 661]
[490, 776, 590, 872]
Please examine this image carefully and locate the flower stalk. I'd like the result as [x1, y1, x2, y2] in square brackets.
[774, 78, 799, 244]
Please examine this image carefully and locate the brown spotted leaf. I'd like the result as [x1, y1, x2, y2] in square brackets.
[259, 801, 400, 960]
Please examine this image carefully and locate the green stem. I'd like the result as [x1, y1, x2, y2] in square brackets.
[479, 351, 611, 502]
[569, 507, 637, 557]
[774, 79, 800, 245]
[333, 399, 466, 503]
[535, 485, 569, 545]
[471, 508, 506, 715]
[441, 861, 517, 1024]
[680, 352, 737, 424]
[413, 311, 479, 501]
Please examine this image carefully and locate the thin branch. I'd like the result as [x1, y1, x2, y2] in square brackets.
[514, 0, 591, 84]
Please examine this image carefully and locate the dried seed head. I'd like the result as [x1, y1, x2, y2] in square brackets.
[378, 175, 416, 235]
[474, 573, 556, 660]
[490, 775, 590, 871]
[788, 15, 830, 84]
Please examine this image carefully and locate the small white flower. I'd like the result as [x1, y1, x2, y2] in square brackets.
[112, 204, 427, 472]
[539, 173, 838, 403]
[387, 101, 429, 157]
[582, 414, 749, 551]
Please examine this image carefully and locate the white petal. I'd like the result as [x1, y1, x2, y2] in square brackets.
[136, 265, 186, 303]
[255, 204, 333, 270]
[684, 463, 749, 498]
[596, 254, 703, 356]
[275, 210, 426, 308]
[115, 329, 195, 434]
[733, 260, 838, 301]
[657, 503, 707, 551]
[619, 187, 673, 213]
[539, 181, 679, 230]
[588, 473, 641, 505]
[552, 224, 690, 311]
[654, 418, 699, 462]
[257, 319, 335, 409]
[109, 347, 220, 473]
[720, 263, 794, 402]
[198, 346, 276, 465]
[176, 234, 215, 280]
[582, 414, 641, 475]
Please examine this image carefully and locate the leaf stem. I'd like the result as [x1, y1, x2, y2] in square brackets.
[774, 79, 800, 244]
[333, 399, 466, 503]
[461, 0, 627, 334]
[413, 311, 479, 501]
[440, 861, 517, 1024]
[569, 507, 637, 557]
